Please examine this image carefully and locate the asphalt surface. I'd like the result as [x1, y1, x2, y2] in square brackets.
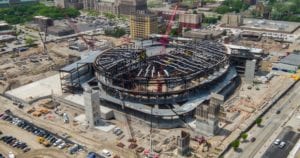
[262, 127, 300, 158]
[225, 81, 300, 158]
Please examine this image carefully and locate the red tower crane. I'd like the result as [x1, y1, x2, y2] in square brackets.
[159, 4, 179, 54]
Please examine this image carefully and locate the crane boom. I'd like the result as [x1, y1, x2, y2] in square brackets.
[159, 4, 179, 47]
[67, 18, 95, 50]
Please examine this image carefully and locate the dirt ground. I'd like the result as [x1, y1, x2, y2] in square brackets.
[0, 42, 79, 94]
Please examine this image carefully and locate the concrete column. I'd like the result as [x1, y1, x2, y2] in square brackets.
[84, 89, 105, 128]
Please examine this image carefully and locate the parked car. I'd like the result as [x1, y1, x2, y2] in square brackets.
[279, 141, 286, 149]
[101, 149, 111, 157]
[58, 142, 66, 149]
[274, 139, 280, 145]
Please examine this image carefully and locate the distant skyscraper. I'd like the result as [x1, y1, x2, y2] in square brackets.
[221, 13, 243, 27]
[82, 0, 147, 15]
[55, 0, 83, 9]
[118, 0, 147, 15]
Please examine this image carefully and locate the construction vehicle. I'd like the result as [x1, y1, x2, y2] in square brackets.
[27, 107, 35, 114]
[37, 136, 45, 144]
[32, 111, 42, 117]
[37, 137, 51, 147]
[43, 140, 51, 147]
[67, 18, 95, 50]
[37, 107, 50, 115]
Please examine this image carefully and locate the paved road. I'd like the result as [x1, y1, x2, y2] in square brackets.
[225, 81, 300, 158]
[262, 127, 300, 158]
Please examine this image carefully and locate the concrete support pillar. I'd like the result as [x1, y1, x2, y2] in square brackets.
[84, 89, 105, 128]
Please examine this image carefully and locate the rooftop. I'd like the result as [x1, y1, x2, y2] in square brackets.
[34, 16, 51, 20]
[280, 53, 300, 66]
[241, 18, 300, 34]
[0, 21, 8, 26]
[225, 44, 263, 54]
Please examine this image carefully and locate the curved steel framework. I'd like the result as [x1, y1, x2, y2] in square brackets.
[94, 41, 229, 104]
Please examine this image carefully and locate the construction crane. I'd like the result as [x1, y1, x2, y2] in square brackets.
[121, 36, 132, 44]
[118, 90, 139, 158]
[38, 24, 48, 55]
[66, 18, 95, 50]
[159, 4, 179, 54]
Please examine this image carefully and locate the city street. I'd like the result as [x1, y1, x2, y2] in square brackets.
[225, 81, 300, 158]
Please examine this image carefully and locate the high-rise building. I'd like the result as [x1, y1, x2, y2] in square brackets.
[118, 0, 147, 15]
[55, 0, 83, 9]
[221, 13, 243, 27]
[94, 0, 119, 14]
[130, 12, 157, 40]
[82, 0, 147, 15]
[179, 13, 203, 29]
[0, 0, 38, 8]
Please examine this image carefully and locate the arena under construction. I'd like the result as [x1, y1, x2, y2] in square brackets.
[89, 40, 239, 128]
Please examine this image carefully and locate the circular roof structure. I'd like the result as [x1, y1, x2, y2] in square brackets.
[94, 40, 229, 103]
[95, 41, 227, 81]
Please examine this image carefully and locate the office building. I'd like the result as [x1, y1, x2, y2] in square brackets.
[130, 12, 157, 40]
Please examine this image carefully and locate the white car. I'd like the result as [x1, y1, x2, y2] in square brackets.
[113, 127, 121, 134]
[274, 139, 280, 145]
[58, 142, 66, 149]
[102, 149, 112, 157]
[54, 139, 63, 146]
[279, 141, 286, 149]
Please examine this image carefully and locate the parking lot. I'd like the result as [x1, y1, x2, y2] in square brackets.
[262, 127, 300, 158]
[0, 110, 86, 157]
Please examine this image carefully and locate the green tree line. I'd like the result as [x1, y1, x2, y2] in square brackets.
[215, 0, 250, 14]
[0, 3, 80, 24]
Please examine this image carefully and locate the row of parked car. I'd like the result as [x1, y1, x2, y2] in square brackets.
[274, 139, 286, 149]
[0, 111, 83, 155]
[0, 136, 30, 153]
[1, 113, 50, 138]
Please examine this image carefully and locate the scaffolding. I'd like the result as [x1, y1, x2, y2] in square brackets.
[59, 51, 103, 93]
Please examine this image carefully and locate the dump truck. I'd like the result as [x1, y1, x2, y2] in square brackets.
[32, 111, 42, 117]
[27, 108, 35, 114]
[42, 140, 51, 147]
[37, 137, 51, 147]
[38, 108, 49, 114]
[37, 136, 45, 144]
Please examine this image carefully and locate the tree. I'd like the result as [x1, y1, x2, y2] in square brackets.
[103, 12, 116, 20]
[231, 140, 240, 150]
[104, 27, 126, 38]
[215, 5, 231, 14]
[170, 28, 179, 36]
[241, 133, 248, 141]
[25, 37, 34, 46]
[0, 3, 80, 24]
[255, 118, 262, 126]
[203, 16, 219, 24]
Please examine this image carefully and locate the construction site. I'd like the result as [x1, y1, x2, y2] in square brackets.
[1, 7, 300, 158]
[90, 40, 238, 128]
